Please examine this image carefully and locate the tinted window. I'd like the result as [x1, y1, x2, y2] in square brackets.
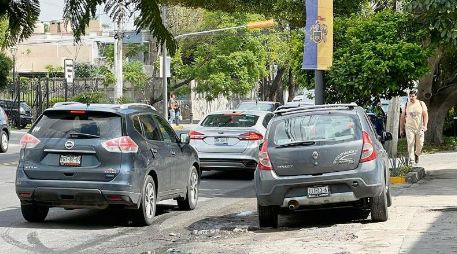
[138, 114, 161, 141]
[153, 115, 177, 143]
[31, 111, 121, 139]
[272, 113, 361, 145]
[237, 103, 274, 112]
[201, 113, 260, 127]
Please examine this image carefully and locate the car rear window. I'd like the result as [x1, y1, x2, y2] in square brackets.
[31, 111, 122, 139]
[237, 103, 274, 111]
[272, 113, 361, 145]
[201, 113, 260, 127]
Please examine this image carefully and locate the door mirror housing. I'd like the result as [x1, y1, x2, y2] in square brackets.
[179, 133, 190, 144]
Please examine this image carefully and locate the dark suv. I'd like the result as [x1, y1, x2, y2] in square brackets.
[255, 104, 392, 227]
[16, 103, 200, 225]
[0, 106, 10, 153]
[0, 100, 33, 128]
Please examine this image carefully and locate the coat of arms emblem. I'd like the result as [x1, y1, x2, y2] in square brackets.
[310, 18, 328, 44]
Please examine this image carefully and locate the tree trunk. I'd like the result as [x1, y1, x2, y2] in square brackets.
[425, 84, 457, 144]
[287, 69, 295, 102]
[268, 67, 285, 101]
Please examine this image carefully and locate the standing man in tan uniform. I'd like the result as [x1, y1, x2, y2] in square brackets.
[400, 90, 429, 165]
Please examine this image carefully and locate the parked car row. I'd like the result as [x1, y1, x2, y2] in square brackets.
[0, 100, 33, 128]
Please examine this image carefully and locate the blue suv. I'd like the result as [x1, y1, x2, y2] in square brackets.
[16, 103, 200, 225]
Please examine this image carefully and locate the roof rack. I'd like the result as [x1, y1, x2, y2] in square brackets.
[53, 102, 85, 108]
[274, 103, 358, 115]
[120, 103, 156, 111]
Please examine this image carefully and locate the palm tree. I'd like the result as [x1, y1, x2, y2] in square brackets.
[0, 0, 176, 54]
[0, 0, 40, 48]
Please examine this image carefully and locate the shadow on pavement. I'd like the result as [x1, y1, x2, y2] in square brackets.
[201, 170, 254, 181]
[0, 204, 178, 230]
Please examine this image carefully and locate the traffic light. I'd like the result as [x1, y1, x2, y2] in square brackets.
[246, 19, 274, 29]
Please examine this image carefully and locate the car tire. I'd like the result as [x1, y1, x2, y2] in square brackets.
[133, 175, 156, 226]
[21, 203, 49, 222]
[258, 204, 279, 228]
[0, 130, 8, 153]
[370, 186, 388, 222]
[178, 166, 199, 210]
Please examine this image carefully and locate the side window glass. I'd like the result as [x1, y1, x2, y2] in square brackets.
[263, 114, 273, 128]
[139, 115, 162, 141]
[132, 115, 143, 136]
[153, 115, 177, 143]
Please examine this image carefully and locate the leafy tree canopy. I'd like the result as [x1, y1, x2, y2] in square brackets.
[324, 10, 430, 106]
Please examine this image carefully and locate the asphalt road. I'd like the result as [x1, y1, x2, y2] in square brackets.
[0, 130, 255, 253]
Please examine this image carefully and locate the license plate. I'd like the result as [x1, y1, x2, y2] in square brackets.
[308, 186, 330, 198]
[60, 155, 81, 167]
[214, 137, 228, 145]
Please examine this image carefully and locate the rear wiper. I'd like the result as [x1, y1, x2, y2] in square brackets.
[277, 141, 316, 148]
[68, 132, 100, 139]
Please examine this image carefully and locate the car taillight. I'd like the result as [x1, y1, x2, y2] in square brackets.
[189, 130, 205, 140]
[20, 133, 40, 149]
[102, 136, 138, 153]
[258, 140, 272, 171]
[239, 132, 263, 141]
[360, 131, 377, 163]
[70, 110, 86, 115]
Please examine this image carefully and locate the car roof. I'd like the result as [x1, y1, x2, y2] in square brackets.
[206, 110, 271, 116]
[274, 104, 361, 116]
[44, 103, 157, 115]
[239, 101, 279, 104]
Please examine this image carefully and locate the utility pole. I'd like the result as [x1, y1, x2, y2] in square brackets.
[162, 6, 168, 119]
[114, 0, 124, 100]
[315, 70, 324, 105]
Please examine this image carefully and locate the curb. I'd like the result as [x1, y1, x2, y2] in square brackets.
[390, 167, 426, 185]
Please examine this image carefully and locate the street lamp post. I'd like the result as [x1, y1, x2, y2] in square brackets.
[10, 46, 20, 129]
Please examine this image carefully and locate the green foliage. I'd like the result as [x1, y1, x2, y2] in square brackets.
[0, 0, 39, 48]
[404, 0, 457, 46]
[390, 165, 413, 177]
[123, 61, 148, 88]
[75, 63, 96, 78]
[71, 92, 107, 104]
[115, 96, 133, 104]
[45, 65, 64, 78]
[0, 52, 12, 89]
[325, 11, 430, 106]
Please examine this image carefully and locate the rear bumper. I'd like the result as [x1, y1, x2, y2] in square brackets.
[16, 168, 141, 209]
[198, 153, 257, 170]
[255, 160, 386, 207]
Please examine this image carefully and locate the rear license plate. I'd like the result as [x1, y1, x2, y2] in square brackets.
[214, 137, 228, 145]
[60, 155, 81, 167]
[308, 186, 330, 198]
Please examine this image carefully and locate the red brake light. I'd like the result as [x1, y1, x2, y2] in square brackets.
[189, 130, 205, 140]
[224, 112, 242, 116]
[70, 110, 86, 115]
[239, 132, 263, 141]
[258, 140, 272, 171]
[102, 136, 138, 153]
[20, 133, 40, 149]
[360, 131, 377, 163]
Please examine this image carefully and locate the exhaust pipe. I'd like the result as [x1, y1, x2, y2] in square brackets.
[288, 200, 299, 210]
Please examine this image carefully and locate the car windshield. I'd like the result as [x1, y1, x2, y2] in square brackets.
[273, 113, 361, 145]
[20, 102, 31, 111]
[31, 111, 122, 139]
[237, 103, 274, 112]
[201, 113, 260, 127]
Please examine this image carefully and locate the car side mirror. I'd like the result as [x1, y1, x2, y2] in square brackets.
[383, 132, 393, 141]
[179, 133, 190, 144]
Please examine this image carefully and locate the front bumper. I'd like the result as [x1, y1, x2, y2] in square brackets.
[255, 160, 385, 207]
[16, 168, 141, 209]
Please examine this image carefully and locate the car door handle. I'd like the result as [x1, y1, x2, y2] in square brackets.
[150, 148, 158, 154]
[171, 151, 176, 156]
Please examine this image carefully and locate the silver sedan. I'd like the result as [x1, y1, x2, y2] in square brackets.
[189, 110, 274, 171]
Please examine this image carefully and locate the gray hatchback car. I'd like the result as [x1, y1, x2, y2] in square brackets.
[255, 104, 392, 227]
[16, 103, 200, 225]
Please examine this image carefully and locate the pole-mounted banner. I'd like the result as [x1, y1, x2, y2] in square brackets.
[302, 0, 333, 70]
